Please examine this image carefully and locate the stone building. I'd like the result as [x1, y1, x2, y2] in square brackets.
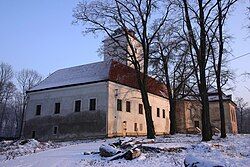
[175, 92, 238, 134]
[24, 28, 238, 141]
[23, 30, 170, 141]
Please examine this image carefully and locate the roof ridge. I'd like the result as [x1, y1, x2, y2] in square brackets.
[56, 61, 106, 71]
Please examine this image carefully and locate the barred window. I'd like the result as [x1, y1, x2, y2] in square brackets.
[74, 100, 81, 112]
[157, 108, 160, 117]
[117, 99, 122, 111]
[126, 101, 131, 112]
[54, 103, 60, 114]
[139, 104, 143, 114]
[89, 99, 96, 111]
[36, 105, 41, 115]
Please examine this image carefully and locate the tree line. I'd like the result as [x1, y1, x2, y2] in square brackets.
[0, 62, 42, 139]
[236, 97, 250, 133]
[73, 0, 248, 141]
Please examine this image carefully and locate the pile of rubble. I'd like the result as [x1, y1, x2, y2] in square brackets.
[84, 137, 186, 161]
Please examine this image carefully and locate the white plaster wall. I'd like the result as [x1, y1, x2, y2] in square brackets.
[107, 81, 170, 137]
[26, 82, 109, 120]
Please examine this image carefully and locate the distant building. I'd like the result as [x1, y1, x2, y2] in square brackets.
[175, 92, 238, 134]
[24, 30, 170, 141]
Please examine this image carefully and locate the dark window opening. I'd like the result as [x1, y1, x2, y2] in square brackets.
[157, 108, 160, 117]
[54, 103, 60, 114]
[194, 121, 199, 128]
[89, 98, 96, 111]
[32, 131, 36, 138]
[74, 100, 81, 112]
[117, 99, 122, 111]
[163, 109, 165, 118]
[139, 104, 143, 114]
[36, 105, 41, 115]
[134, 123, 138, 131]
[53, 126, 58, 135]
[126, 101, 131, 112]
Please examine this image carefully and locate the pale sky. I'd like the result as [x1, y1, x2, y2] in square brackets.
[0, 1, 249, 104]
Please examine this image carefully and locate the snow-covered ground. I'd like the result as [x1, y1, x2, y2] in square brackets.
[0, 134, 249, 167]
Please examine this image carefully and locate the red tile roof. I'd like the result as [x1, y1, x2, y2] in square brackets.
[109, 61, 168, 98]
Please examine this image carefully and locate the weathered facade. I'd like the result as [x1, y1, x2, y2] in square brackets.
[176, 94, 238, 134]
[24, 29, 170, 141]
[24, 61, 170, 141]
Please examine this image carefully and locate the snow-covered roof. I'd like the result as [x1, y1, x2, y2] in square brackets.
[28, 60, 168, 98]
[208, 94, 232, 101]
[29, 61, 112, 91]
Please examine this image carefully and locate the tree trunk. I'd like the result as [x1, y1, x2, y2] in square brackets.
[217, 0, 226, 139]
[199, 69, 212, 141]
[136, 67, 155, 139]
[18, 99, 25, 139]
[169, 97, 176, 135]
[240, 109, 243, 133]
[165, 71, 176, 134]
[198, 0, 212, 141]
[217, 85, 226, 138]
[140, 83, 155, 139]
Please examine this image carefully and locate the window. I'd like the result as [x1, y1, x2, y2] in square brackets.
[89, 98, 96, 111]
[194, 121, 199, 128]
[157, 108, 160, 117]
[53, 126, 58, 135]
[139, 124, 143, 131]
[74, 100, 81, 112]
[117, 99, 122, 111]
[162, 109, 165, 118]
[54, 103, 60, 114]
[36, 105, 41, 116]
[32, 131, 36, 138]
[134, 123, 138, 131]
[126, 101, 131, 112]
[139, 104, 143, 114]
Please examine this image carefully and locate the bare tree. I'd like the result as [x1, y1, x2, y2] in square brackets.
[150, 23, 196, 134]
[0, 62, 14, 104]
[175, 0, 236, 141]
[180, 0, 214, 141]
[205, 0, 238, 138]
[0, 62, 15, 138]
[0, 82, 16, 137]
[236, 97, 248, 133]
[17, 69, 42, 138]
[11, 91, 23, 137]
[73, 0, 174, 138]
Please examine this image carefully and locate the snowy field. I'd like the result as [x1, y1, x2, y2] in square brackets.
[0, 134, 249, 167]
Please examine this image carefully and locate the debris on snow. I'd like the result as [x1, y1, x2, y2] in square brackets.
[99, 144, 120, 157]
[0, 134, 249, 167]
[124, 148, 142, 160]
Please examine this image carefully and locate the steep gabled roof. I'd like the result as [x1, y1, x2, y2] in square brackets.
[28, 60, 168, 98]
[29, 61, 111, 92]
